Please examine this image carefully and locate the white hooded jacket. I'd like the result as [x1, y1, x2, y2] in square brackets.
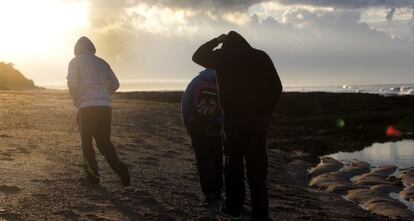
[67, 37, 119, 109]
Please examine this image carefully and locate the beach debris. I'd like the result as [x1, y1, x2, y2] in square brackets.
[309, 156, 343, 177]
[354, 165, 397, 186]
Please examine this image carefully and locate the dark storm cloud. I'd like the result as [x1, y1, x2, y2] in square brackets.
[130, 0, 414, 10]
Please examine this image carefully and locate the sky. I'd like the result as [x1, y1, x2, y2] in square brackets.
[0, 0, 414, 90]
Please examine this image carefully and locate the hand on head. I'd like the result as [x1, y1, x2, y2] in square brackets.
[216, 34, 227, 43]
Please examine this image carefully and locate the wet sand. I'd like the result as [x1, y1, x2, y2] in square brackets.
[1, 90, 413, 220]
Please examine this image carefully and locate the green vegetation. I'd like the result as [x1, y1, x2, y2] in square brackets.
[0, 62, 36, 89]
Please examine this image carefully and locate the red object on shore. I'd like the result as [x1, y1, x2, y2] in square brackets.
[386, 125, 402, 137]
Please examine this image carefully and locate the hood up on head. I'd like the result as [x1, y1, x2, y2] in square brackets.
[74, 36, 96, 56]
[223, 31, 252, 51]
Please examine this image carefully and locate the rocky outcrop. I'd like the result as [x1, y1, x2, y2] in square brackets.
[354, 165, 397, 186]
[310, 161, 370, 194]
[310, 159, 414, 220]
[309, 156, 343, 177]
[0, 62, 37, 89]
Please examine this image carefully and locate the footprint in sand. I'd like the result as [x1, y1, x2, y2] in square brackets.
[0, 185, 21, 195]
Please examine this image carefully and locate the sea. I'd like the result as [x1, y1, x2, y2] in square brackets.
[284, 84, 414, 96]
[46, 82, 414, 96]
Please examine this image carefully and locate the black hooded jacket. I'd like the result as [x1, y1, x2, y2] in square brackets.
[192, 31, 282, 118]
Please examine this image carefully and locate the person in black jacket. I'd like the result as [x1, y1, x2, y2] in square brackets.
[192, 31, 282, 220]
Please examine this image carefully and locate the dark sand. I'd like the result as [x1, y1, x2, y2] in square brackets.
[1, 90, 413, 220]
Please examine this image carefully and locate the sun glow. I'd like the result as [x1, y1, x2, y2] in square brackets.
[0, 0, 89, 56]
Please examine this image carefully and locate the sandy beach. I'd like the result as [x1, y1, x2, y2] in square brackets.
[1, 90, 413, 220]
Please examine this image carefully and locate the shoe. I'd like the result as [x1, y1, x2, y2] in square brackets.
[115, 161, 131, 186]
[84, 165, 100, 184]
[220, 204, 241, 220]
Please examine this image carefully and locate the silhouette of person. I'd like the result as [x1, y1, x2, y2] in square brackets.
[181, 68, 223, 204]
[192, 31, 282, 220]
[67, 36, 130, 186]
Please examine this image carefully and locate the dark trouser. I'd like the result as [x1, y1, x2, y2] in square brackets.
[190, 121, 223, 198]
[78, 106, 121, 177]
[224, 115, 269, 220]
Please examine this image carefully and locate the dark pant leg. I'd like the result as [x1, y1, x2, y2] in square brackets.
[78, 108, 99, 178]
[190, 122, 223, 197]
[246, 120, 269, 220]
[224, 117, 246, 214]
[90, 107, 121, 172]
[213, 136, 224, 196]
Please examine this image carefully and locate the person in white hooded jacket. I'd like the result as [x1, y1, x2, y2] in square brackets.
[67, 36, 130, 186]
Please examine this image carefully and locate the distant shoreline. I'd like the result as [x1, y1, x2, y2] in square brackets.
[32, 83, 414, 96]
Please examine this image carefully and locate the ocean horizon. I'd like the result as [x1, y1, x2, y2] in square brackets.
[42, 81, 414, 96]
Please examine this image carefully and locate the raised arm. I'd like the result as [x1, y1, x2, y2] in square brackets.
[192, 34, 226, 69]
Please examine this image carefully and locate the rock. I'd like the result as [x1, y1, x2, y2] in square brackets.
[400, 186, 414, 202]
[325, 183, 358, 194]
[388, 176, 404, 187]
[370, 184, 402, 194]
[365, 199, 414, 221]
[347, 189, 383, 204]
[355, 165, 397, 186]
[309, 173, 347, 190]
[338, 161, 371, 179]
[400, 167, 414, 186]
[355, 176, 392, 186]
[309, 157, 343, 177]
[310, 161, 370, 193]
[348, 189, 414, 220]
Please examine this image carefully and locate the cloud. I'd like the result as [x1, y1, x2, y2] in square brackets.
[131, 0, 266, 10]
[276, 0, 414, 9]
[69, 0, 414, 87]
